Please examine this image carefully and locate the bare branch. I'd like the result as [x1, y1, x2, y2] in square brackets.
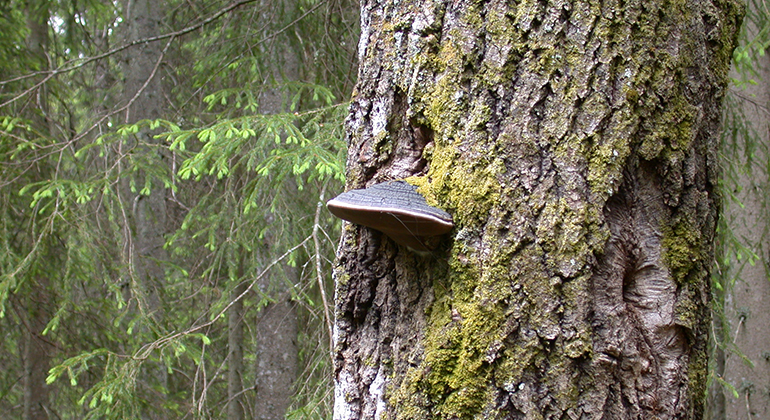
[132, 236, 313, 361]
[0, 0, 260, 88]
[312, 183, 334, 359]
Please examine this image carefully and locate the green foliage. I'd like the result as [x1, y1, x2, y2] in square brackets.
[731, 0, 770, 83]
[0, 0, 356, 418]
[170, 103, 345, 189]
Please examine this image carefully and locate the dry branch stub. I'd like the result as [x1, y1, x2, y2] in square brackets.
[326, 180, 454, 251]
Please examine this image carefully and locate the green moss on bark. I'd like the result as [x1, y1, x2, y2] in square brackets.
[662, 219, 704, 284]
[344, 0, 741, 417]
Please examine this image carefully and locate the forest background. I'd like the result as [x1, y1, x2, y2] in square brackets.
[0, 0, 768, 419]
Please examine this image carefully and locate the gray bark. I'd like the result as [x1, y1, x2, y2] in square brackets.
[333, 0, 741, 419]
[254, 291, 299, 420]
[22, 277, 52, 420]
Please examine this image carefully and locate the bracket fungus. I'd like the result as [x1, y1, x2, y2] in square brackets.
[327, 180, 454, 251]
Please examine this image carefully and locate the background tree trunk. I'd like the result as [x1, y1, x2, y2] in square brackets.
[119, 0, 168, 320]
[21, 277, 52, 420]
[250, 3, 303, 417]
[333, 0, 741, 419]
[227, 279, 246, 420]
[21, 2, 53, 419]
[119, 0, 169, 415]
[254, 287, 299, 419]
[716, 22, 770, 420]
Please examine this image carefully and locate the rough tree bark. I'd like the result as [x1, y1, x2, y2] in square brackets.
[333, 0, 742, 419]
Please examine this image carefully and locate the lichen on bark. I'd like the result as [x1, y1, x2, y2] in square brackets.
[333, 0, 742, 419]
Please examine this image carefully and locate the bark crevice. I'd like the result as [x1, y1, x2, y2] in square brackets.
[592, 162, 687, 418]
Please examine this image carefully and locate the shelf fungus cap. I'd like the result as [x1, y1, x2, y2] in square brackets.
[327, 180, 454, 251]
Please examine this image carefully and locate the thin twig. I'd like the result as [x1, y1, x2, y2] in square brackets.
[730, 88, 770, 114]
[313, 183, 334, 358]
[0, 0, 259, 88]
[0, 0, 329, 111]
[132, 236, 312, 361]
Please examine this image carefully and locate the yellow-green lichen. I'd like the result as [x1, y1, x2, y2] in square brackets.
[638, 95, 697, 161]
[661, 218, 703, 285]
[335, 271, 350, 288]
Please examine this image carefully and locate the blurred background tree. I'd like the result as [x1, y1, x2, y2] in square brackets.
[710, 0, 770, 418]
[0, 0, 357, 418]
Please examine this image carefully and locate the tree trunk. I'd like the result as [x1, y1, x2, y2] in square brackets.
[251, 3, 301, 415]
[22, 2, 53, 419]
[228, 279, 246, 420]
[118, 0, 169, 414]
[254, 292, 299, 420]
[333, 0, 742, 419]
[119, 0, 168, 317]
[717, 26, 770, 420]
[22, 277, 52, 420]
